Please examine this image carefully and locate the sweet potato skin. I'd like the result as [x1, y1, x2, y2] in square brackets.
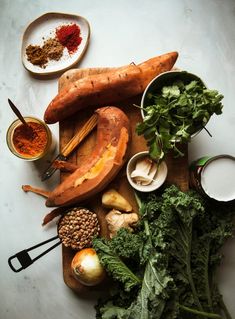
[45, 106, 130, 207]
[44, 52, 178, 124]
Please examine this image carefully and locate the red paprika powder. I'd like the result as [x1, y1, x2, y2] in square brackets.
[56, 23, 82, 53]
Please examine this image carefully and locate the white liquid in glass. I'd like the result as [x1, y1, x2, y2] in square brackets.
[201, 157, 235, 201]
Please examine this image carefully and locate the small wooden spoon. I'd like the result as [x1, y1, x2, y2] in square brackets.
[8, 99, 34, 135]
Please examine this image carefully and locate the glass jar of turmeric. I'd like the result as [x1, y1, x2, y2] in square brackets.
[6, 117, 56, 161]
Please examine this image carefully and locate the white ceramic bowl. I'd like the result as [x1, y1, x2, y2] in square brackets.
[140, 70, 207, 139]
[126, 151, 168, 192]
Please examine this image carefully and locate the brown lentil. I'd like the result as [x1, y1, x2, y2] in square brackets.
[58, 207, 100, 250]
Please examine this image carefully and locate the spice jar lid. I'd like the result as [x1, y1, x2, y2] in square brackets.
[6, 116, 55, 161]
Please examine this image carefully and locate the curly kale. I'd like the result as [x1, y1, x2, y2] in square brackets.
[93, 185, 234, 319]
[92, 237, 141, 292]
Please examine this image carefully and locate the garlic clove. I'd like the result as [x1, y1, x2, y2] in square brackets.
[130, 159, 159, 186]
[130, 169, 148, 179]
[131, 170, 153, 185]
[148, 161, 158, 177]
[135, 157, 153, 175]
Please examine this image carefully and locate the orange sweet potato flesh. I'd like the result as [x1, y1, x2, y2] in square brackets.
[45, 106, 130, 207]
[44, 52, 178, 124]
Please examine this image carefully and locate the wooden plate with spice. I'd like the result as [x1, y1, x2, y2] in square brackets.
[21, 12, 90, 75]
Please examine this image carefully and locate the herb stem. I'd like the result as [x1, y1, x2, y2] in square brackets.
[179, 304, 222, 318]
[219, 296, 232, 319]
[203, 126, 213, 137]
[144, 220, 150, 237]
[133, 103, 143, 110]
[134, 191, 142, 212]
[204, 240, 213, 311]
[186, 223, 204, 311]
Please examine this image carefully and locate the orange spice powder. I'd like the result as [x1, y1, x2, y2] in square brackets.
[12, 122, 48, 157]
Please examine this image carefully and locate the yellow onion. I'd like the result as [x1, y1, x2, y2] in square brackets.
[71, 248, 106, 286]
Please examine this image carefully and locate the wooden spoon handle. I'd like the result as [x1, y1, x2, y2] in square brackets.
[61, 113, 98, 157]
[8, 99, 28, 127]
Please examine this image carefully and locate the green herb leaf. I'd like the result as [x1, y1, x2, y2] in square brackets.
[136, 78, 224, 159]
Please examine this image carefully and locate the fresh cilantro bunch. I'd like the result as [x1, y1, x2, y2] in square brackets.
[136, 79, 224, 159]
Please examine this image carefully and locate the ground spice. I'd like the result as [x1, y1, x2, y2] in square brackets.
[26, 45, 48, 67]
[42, 38, 64, 60]
[56, 23, 82, 53]
[12, 122, 48, 157]
[25, 23, 82, 68]
[26, 38, 64, 68]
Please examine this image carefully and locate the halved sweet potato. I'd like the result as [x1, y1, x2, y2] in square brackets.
[46, 106, 130, 207]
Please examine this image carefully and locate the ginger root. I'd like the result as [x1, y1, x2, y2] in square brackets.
[105, 209, 139, 238]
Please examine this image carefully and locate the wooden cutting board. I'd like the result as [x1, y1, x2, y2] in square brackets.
[58, 68, 189, 294]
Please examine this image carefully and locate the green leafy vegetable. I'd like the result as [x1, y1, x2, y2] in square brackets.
[93, 237, 141, 292]
[136, 79, 224, 159]
[93, 185, 234, 319]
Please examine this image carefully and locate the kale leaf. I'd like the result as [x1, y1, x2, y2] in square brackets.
[93, 237, 141, 292]
[94, 186, 234, 319]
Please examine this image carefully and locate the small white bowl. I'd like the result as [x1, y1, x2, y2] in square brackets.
[126, 151, 168, 192]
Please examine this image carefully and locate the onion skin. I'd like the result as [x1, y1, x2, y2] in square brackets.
[71, 248, 106, 286]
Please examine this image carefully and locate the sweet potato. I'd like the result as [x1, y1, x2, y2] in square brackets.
[22, 106, 130, 207]
[44, 52, 178, 124]
[58, 67, 121, 91]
